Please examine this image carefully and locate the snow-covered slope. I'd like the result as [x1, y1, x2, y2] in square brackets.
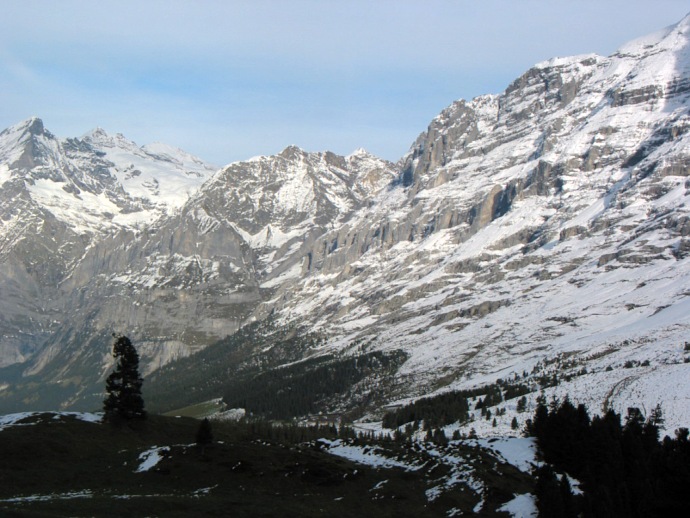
[82, 129, 217, 220]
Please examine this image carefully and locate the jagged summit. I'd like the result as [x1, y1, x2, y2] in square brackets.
[1, 116, 45, 135]
[277, 144, 305, 157]
[81, 126, 107, 138]
[0, 117, 49, 156]
[80, 126, 114, 144]
[0, 118, 217, 230]
[80, 126, 142, 152]
[243, 13, 690, 431]
[349, 147, 369, 156]
[196, 144, 395, 243]
[0, 117, 61, 178]
[19, 116, 45, 136]
[0, 120, 217, 370]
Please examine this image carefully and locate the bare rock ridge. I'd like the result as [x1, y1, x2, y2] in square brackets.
[1, 14, 690, 427]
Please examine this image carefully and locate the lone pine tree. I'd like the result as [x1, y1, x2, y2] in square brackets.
[196, 418, 214, 455]
[103, 334, 146, 422]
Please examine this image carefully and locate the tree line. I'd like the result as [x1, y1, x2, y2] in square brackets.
[527, 397, 690, 517]
[222, 350, 407, 420]
[381, 380, 531, 430]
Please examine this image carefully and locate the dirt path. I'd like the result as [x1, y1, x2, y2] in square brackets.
[602, 374, 638, 414]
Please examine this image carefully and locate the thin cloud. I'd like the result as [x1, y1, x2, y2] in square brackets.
[1, 1, 688, 164]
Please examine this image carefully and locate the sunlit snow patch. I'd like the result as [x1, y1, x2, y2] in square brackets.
[424, 445, 484, 503]
[0, 411, 102, 431]
[61, 412, 102, 424]
[191, 485, 218, 497]
[498, 493, 538, 518]
[318, 439, 420, 470]
[473, 437, 538, 473]
[0, 412, 37, 431]
[135, 446, 170, 473]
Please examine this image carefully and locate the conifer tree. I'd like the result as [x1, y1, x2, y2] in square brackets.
[517, 396, 527, 413]
[196, 418, 214, 455]
[103, 334, 146, 422]
[535, 465, 568, 517]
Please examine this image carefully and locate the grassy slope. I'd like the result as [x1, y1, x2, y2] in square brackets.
[0, 414, 532, 517]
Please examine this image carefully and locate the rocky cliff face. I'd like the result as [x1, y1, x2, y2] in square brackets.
[193, 146, 395, 285]
[2, 16, 690, 427]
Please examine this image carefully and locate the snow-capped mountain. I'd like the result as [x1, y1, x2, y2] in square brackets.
[0, 118, 216, 234]
[81, 128, 217, 219]
[0, 119, 215, 368]
[2, 14, 690, 432]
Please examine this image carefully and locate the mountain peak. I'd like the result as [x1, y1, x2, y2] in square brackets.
[82, 127, 109, 141]
[348, 147, 371, 158]
[23, 117, 45, 136]
[278, 145, 305, 158]
[3, 13, 690, 437]
[1, 117, 46, 140]
[0, 117, 54, 167]
[675, 11, 690, 30]
[81, 127, 138, 149]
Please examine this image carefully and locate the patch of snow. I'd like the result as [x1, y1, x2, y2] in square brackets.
[473, 498, 485, 513]
[473, 437, 538, 473]
[111, 492, 176, 499]
[64, 411, 103, 424]
[0, 163, 11, 186]
[318, 439, 420, 470]
[424, 445, 485, 502]
[134, 446, 169, 473]
[0, 490, 93, 503]
[191, 485, 218, 497]
[498, 493, 538, 518]
[370, 479, 388, 491]
[0, 412, 38, 431]
[211, 408, 246, 422]
[29, 178, 124, 234]
[0, 411, 102, 431]
[260, 261, 303, 289]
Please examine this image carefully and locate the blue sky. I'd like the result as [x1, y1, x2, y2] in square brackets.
[1, 1, 688, 165]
